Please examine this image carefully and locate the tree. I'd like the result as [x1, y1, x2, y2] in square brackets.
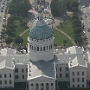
[15, 36, 23, 44]
[51, 0, 66, 16]
[63, 40, 67, 46]
[5, 37, 12, 44]
[72, 7, 78, 12]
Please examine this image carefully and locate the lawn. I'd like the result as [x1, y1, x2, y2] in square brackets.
[53, 29, 73, 46]
[13, 20, 28, 37]
[21, 30, 29, 46]
[57, 20, 75, 40]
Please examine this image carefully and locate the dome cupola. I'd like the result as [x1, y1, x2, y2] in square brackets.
[29, 9, 53, 40]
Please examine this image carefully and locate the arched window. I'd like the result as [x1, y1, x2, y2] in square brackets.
[37, 47, 39, 51]
[40, 47, 42, 51]
[30, 45, 31, 49]
[32, 46, 33, 50]
[43, 47, 45, 51]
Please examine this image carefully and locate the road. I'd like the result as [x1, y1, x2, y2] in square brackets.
[79, 0, 90, 45]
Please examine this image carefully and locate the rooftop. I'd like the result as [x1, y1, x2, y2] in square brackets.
[28, 60, 56, 80]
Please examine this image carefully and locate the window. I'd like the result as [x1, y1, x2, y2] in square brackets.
[82, 78, 84, 82]
[66, 73, 69, 78]
[43, 47, 45, 51]
[77, 85, 79, 87]
[72, 78, 75, 82]
[5, 80, 7, 84]
[82, 84, 84, 87]
[82, 72, 84, 75]
[41, 83, 43, 86]
[77, 78, 80, 82]
[9, 74, 11, 78]
[30, 45, 31, 49]
[0, 80, 2, 84]
[46, 46, 48, 50]
[77, 72, 79, 75]
[40, 47, 42, 51]
[60, 74, 62, 78]
[31, 84, 33, 86]
[51, 44, 52, 49]
[9, 80, 12, 84]
[65, 67, 69, 71]
[4, 74, 6, 78]
[32, 46, 33, 50]
[72, 72, 74, 76]
[60, 67, 62, 71]
[0, 74, 2, 78]
[37, 47, 39, 51]
[73, 85, 74, 87]
[15, 68, 18, 73]
[22, 69, 24, 73]
[51, 83, 53, 86]
[15, 75, 18, 79]
[22, 75, 24, 79]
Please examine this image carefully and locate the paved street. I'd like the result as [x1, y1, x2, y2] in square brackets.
[79, 0, 90, 45]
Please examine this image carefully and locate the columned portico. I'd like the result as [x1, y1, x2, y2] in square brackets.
[29, 82, 55, 90]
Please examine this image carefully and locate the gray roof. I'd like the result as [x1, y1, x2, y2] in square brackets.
[54, 54, 88, 67]
[28, 60, 56, 80]
[29, 24, 53, 40]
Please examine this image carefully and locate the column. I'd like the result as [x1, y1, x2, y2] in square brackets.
[34, 83, 36, 90]
[49, 83, 51, 90]
[53, 83, 55, 90]
[44, 83, 46, 90]
[39, 83, 41, 90]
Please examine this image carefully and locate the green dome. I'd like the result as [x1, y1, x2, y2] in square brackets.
[29, 24, 53, 40]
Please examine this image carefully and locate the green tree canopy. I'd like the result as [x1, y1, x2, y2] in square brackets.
[15, 36, 23, 44]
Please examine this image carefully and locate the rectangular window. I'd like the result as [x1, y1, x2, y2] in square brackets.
[9, 74, 11, 78]
[77, 72, 79, 75]
[37, 47, 39, 51]
[72, 78, 75, 82]
[60, 67, 62, 71]
[72, 72, 74, 76]
[15, 68, 18, 73]
[77, 78, 80, 82]
[66, 73, 69, 78]
[77, 85, 80, 87]
[15, 75, 18, 79]
[56, 74, 58, 78]
[22, 75, 24, 79]
[4, 74, 6, 78]
[60, 74, 62, 78]
[9, 80, 12, 84]
[5, 80, 7, 84]
[82, 84, 84, 87]
[65, 67, 69, 71]
[22, 69, 24, 73]
[0, 80, 2, 85]
[82, 78, 84, 82]
[82, 72, 84, 75]
[0, 74, 2, 78]
[73, 85, 74, 87]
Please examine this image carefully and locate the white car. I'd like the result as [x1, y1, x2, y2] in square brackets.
[83, 5, 85, 8]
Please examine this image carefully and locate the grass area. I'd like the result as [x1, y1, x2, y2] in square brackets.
[57, 20, 75, 40]
[21, 30, 29, 46]
[58, 82, 90, 90]
[13, 21, 28, 37]
[53, 29, 73, 46]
